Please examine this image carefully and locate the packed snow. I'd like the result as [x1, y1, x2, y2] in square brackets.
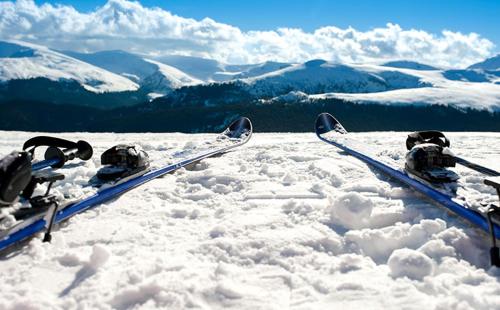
[1, 131, 500, 309]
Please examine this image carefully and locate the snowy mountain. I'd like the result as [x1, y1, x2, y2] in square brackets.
[0, 41, 138, 93]
[468, 54, 500, 71]
[382, 60, 438, 71]
[64, 50, 202, 96]
[301, 62, 500, 111]
[155, 55, 230, 82]
[156, 55, 292, 82]
[1, 39, 499, 129]
[443, 69, 500, 84]
[243, 59, 432, 97]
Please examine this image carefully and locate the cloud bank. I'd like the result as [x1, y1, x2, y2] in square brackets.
[0, 0, 495, 67]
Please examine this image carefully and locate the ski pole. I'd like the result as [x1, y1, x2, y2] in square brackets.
[23, 136, 93, 171]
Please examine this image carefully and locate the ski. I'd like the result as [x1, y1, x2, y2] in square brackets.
[315, 112, 500, 266]
[0, 117, 252, 253]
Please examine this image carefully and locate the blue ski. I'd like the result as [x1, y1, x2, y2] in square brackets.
[315, 112, 500, 240]
[0, 117, 252, 253]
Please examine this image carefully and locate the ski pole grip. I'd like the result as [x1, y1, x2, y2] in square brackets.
[76, 140, 93, 161]
[44, 141, 93, 168]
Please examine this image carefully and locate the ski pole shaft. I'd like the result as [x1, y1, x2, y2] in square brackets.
[455, 157, 500, 177]
[32, 158, 61, 171]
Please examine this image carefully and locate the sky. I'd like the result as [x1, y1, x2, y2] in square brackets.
[0, 0, 498, 67]
[34, 0, 500, 45]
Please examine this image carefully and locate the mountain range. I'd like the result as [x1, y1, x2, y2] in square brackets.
[0, 40, 499, 131]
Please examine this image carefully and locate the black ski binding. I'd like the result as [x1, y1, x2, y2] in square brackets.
[405, 131, 458, 183]
[13, 170, 64, 220]
[7, 169, 65, 243]
[485, 177, 500, 267]
[96, 145, 150, 182]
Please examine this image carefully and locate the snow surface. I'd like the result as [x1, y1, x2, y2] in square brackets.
[142, 59, 203, 90]
[1, 131, 500, 309]
[2, 40, 500, 111]
[0, 41, 139, 93]
[469, 55, 500, 71]
[250, 61, 500, 111]
[307, 63, 500, 111]
[62, 50, 203, 95]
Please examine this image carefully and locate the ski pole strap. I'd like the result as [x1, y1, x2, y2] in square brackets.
[23, 136, 93, 169]
[23, 136, 79, 156]
[406, 131, 450, 150]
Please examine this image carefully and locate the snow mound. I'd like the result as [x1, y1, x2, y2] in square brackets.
[329, 192, 374, 229]
[388, 248, 434, 280]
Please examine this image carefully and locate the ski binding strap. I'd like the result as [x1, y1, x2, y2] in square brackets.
[406, 131, 450, 150]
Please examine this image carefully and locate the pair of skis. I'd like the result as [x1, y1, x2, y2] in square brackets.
[315, 113, 500, 266]
[0, 117, 253, 253]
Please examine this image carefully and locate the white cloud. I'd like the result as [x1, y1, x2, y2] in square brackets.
[0, 0, 495, 67]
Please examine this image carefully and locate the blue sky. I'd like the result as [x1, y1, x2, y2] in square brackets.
[0, 0, 496, 66]
[35, 0, 499, 49]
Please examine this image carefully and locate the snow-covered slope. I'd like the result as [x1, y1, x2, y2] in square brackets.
[382, 60, 438, 71]
[64, 50, 202, 95]
[308, 63, 500, 111]
[233, 61, 292, 79]
[469, 54, 500, 71]
[0, 131, 499, 308]
[0, 41, 139, 93]
[157, 55, 292, 83]
[244, 59, 431, 96]
[156, 55, 229, 82]
[63, 50, 159, 83]
[140, 59, 203, 96]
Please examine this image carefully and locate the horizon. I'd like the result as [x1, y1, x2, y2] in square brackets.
[4, 38, 497, 69]
[0, 0, 498, 68]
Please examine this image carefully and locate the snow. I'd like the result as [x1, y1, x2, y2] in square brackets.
[156, 55, 291, 83]
[469, 54, 500, 71]
[2, 40, 499, 111]
[382, 60, 439, 71]
[0, 41, 139, 93]
[307, 63, 500, 111]
[310, 83, 500, 112]
[143, 59, 203, 89]
[1, 131, 500, 309]
[250, 60, 500, 111]
[244, 61, 428, 96]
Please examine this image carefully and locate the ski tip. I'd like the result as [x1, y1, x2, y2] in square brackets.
[224, 117, 253, 140]
[315, 113, 347, 136]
